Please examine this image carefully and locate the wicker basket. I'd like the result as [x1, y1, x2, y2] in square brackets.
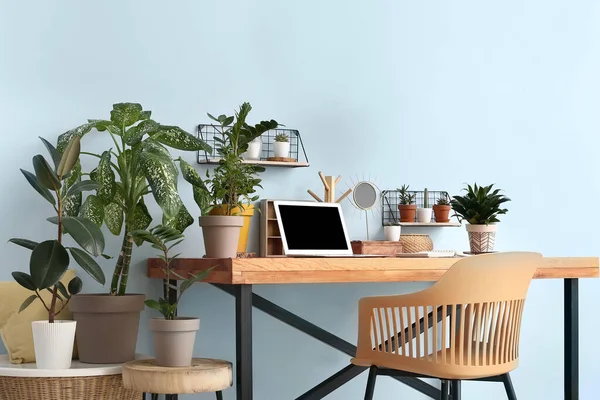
[0, 374, 141, 400]
[399, 234, 433, 253]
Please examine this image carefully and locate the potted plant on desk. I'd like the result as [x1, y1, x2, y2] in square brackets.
[451, 183, 510, 253]
[132, 226, 213, 367]
[9, 137, 106, 369]
[397, 184, 417, 222]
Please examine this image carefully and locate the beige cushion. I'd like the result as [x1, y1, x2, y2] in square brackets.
[0, 270, 76, 364]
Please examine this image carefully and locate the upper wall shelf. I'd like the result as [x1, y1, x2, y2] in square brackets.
[399, 222, 461, 227]
[196, 124, 310, 168]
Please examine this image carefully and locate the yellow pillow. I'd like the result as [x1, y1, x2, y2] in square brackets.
[0, 270, 76, 364]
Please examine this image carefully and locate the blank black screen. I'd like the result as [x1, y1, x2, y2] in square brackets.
[278, 205, 349, 250]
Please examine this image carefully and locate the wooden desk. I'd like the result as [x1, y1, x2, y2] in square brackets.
[148, 255, 599, 400]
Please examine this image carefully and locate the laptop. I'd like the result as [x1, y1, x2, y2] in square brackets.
[273, 201, 384, 257]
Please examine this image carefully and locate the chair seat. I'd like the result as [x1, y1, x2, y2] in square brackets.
[122, 358, 232, 394]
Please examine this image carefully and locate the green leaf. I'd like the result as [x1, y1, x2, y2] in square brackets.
[139, 110, 152, 120]
[68, 247, 105, 285]
[124, 119, 159, 146]
[110, 103, 142, 127]
[56, 281, 70, 299]
[144, 299, 162, 312]
[9, 238, 39, 251]
[153, 125, 212, 152]
[39, 137, 61, 170]
[29, 240, 69, 289]
[95, 151, 116, 203]
[57, 136, 81, 178]
[104, 199, 124, 236]
[79, 195, 104, 226]
[61, 216, 105, 257]
[32, 155, 61, 191]
[63, 162, 83, 217]
[12, 271, 36, 291]
[162, 204, 194, 234]
[139, 144, 181, 219]
[101, 254, 113, 259]
[180, 268, 214, 293]
[67, 276, 83, 295]
[132, 200, 152, 246]
[20, 169, 55, 206]
[66, 180, 101, 197]
[18, 295, 38, 313]
[131, 230, 162, 247]
[56, 122, 94, 153]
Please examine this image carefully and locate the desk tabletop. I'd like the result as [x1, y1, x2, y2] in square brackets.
[148, 255, 599, 285]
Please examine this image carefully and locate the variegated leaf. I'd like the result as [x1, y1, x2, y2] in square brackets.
[110, 103, 142, 127]
[163, 203, 194, 233]
[139, 149, 181, 219]
[79, 194, 104, 226]
[124, 119, 159, 146]
[56, 123, 95, 153]
[153, 125, 212, 152]
[104, 191, 124, 236]
[63, 162, 82, 217]
[139, 110, 151, 120]
[132, 200, 152, 246]
[177, 157, 205, 187]
[95, 151, 116, 203]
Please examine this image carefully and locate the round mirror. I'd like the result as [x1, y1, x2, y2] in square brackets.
[353, 181, 377, 211]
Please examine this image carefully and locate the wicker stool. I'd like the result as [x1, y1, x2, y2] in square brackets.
[122, 358, 232, 400]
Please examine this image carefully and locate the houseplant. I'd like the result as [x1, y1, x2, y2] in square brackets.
[180, 102, 279, 257]
[57, 102, 211, 364]
[451, 183, 510, 253]
[397, 185, 417, 222]
[132, 225, 212, 367]
[9, 136, 106, 369]
[273, 133, 289, 158]
[433, 193, 452, 223]
[416, 187, 433, 223]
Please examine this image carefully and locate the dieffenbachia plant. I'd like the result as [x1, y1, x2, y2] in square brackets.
[56, 103, 211, 295]
[9, 137, 106, 322]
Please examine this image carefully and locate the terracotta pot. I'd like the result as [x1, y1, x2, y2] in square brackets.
[209, 204, 255, 253]
[398, 204, 417, 222]
[69, 294, 145, 364]
[149, 317, 200, 367]
[199, 215, 244, 258]
[466, 224, 498, 253]
[433, 205, 451, 223]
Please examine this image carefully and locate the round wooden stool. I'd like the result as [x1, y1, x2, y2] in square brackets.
[122, 358, 232, 400]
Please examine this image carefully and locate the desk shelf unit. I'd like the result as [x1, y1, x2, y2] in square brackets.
[259, 200, 284, 257]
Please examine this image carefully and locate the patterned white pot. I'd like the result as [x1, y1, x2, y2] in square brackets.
[466, 224, 498, 253]
[31, 320, 76, 369]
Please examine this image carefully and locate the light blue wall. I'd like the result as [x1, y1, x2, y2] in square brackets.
[1, 1, 600, 399]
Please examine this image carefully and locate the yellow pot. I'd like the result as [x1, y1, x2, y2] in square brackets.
[209, 204, 255, 253]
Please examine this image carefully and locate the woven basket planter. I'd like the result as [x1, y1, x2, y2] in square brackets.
[0, 374, 141, 400]
[399, 234, 433, 253]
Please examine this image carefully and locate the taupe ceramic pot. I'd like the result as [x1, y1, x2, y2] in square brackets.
[69, 294, 145, 364]
[199, 215, 243, 258]
[149, 317, 200, 367]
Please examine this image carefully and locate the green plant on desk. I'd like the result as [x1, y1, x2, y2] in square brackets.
[132, 225, 213, 320]
[450, 183, 510, 224]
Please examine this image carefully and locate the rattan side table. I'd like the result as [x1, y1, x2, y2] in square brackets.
[122, 358, 233, 400]
[0, 354, 143, 400]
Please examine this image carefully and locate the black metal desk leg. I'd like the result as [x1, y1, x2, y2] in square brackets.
[236, 284, 253, 400]
[565, 278, 579, 400]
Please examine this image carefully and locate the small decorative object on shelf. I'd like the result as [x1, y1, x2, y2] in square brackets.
[383, 223, 401, 241]
[450, 183, 510, 254]
[132, 226, 213, 367]
[307, 171, 353, 203]
[399, 234, 434, 253]
[433, 193, 452, 223]
[273, 133, 290, 158]
[416, 187, 433, 223]
[244, 137, 262, 160]
[382, 188, 458, 226]
[397, 184, 417, 222]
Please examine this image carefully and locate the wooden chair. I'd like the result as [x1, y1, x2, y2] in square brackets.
[351, 252, 542, 400]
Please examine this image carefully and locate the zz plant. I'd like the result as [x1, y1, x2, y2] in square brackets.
[10, 137, 106, 322]
[450, 183, 511, 225]
[57, 103, 211, 295]
[132, 226, 212, 320]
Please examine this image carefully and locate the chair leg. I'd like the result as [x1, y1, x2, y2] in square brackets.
[451, 380, 461, 400]
[364, 366, 378, 400]
[441, 380, 450, 400]
[216, 391, 224, 400]
[502, 374, 517, 400]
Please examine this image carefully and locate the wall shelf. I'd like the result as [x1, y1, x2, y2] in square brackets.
[198, 158, 309, 168]
[399, 222, 461, 227]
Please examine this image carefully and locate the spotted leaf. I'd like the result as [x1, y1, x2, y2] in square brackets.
[110, 103, 142, 127]
[163, 203, 194, 233]
[79, 194, 104, 226]
[153, 125, 212, 152]
[104, 191, 124, 236]
[95, 151, 116, 203]
[56, 123, 95, 153]
[132, 200, 152, 246]
[140, 148, 181, 219]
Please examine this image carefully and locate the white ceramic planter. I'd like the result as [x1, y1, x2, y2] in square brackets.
[384, 225, 401, 241]
[465, 224, 498, 253]
[244, 138, 262, 160]
[273, 141, 290, 158]
[416, 208, 433, 223]
[31, 320, 76, 369]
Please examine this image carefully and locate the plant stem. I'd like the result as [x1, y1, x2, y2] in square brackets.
[110, 232, 129, 295]
[117, 232, 134, 295]
[48, 191, 64, 323]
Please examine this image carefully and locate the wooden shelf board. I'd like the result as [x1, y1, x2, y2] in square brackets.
[399, 222, 462, 227]
[268, 218, 278, 221]
[198, 158, 309, 168]
[268, 236, 282, 239]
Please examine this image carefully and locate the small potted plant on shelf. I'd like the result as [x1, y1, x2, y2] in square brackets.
[244, 136, 263, 160]
[451, 183, 510, 253]
[416, 187, 433, 223]
[433, 192, 452, 223]
[132, 225, 213, 367]
[273, 133, 289, 158]
[9, 137, 106, 369]
[383, 222, 401, 241]
[397, 184, 417, 222]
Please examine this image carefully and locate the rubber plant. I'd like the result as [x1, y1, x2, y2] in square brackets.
[56, 103, 211, 295]
[178, 102, 279, 215]
[9, 137, 106, 322]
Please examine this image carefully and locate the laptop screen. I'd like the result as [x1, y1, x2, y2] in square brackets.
[277, 204, 350, 251]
